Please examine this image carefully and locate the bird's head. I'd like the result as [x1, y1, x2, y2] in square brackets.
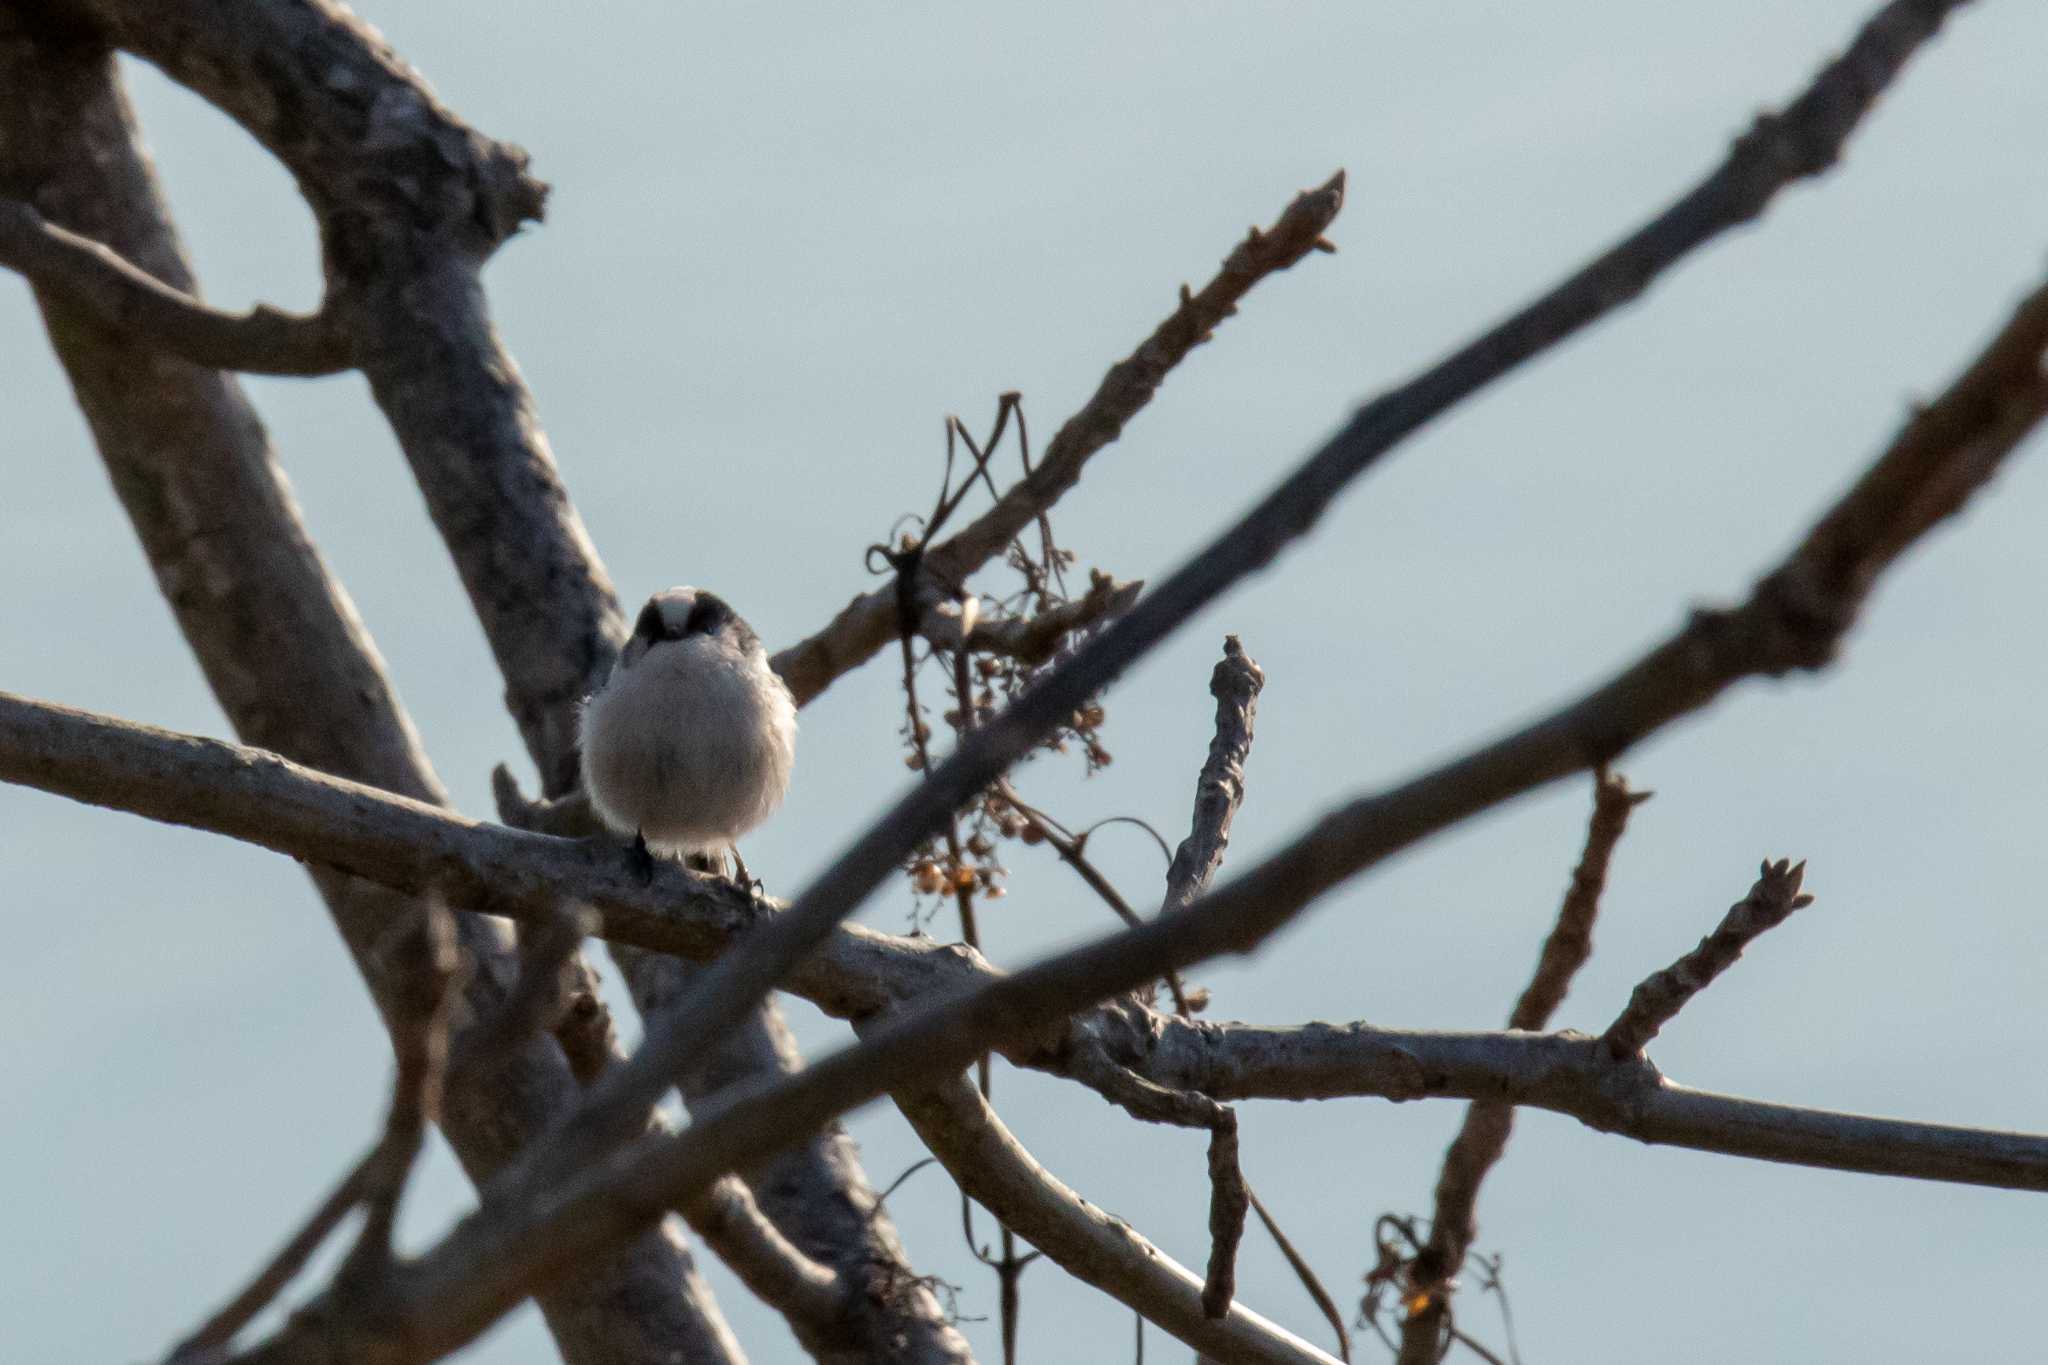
[619, 586, 759, 668]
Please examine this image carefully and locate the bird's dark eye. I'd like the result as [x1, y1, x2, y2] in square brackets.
[683, 593, 734, 637]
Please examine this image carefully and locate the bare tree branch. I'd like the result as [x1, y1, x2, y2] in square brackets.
[0, 18, 744, 1364]
[173, 900, 463, 1360]
[16, 681, 2048, 1365]
[1602, 858, 1816, 1058]
[224, 846, 2048, 1365]
[335, 902, 466, 1290]
[566, 0, 1982, 1184]
[1163, 635, 1266, 914]
[0, 197, 349, 374]
[920, 572, 1145, 664]
[1155, 637, 1349, 1354]
[1138, 1020, 2048, 1190]
[140, 239, 2048, 1359]
[34, 0, 969, 1350]
[1065, 1043, 1250, 1320]
[48, 0, 602, 792]
[1, 8, 2013, 1355]
[624, 939, 978, 1365]
[447, 902, 600, 1079]
[769, 174, 1345, 707]
[996, 778, 1193, 1014]
[1399, 771, 1649, 1363]
[498, 783, 975, 1362]
[894, 1077, 1339, 1365]
[681, 1178, 847, 1340]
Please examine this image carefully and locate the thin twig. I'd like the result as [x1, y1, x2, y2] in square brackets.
[563, 0, 1986, 1191]
[997, 778, 1195, 1015]
[1159, 639, 1347, 1351]
[1202, 1113, 1250, 1320]
[336, 900, 465, 1291]
[771, 173, 1347, 706]
[1399, 771, 1649, 1364]
[1602, 858, 1816, 1058]
[1248, 1190, 1352, 1363]
[1163, 636, 1265, 914]
[170, 901, 464, 1358]
[921, 572, 1143, 663]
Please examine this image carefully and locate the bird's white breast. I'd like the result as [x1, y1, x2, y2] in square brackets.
[579, 635, 796, 852]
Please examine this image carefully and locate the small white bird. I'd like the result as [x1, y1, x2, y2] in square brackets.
[579, 587, 796, 879]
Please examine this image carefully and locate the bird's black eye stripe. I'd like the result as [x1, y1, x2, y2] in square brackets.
[683, 592, 734, 637]
[633, 600, 668, 642]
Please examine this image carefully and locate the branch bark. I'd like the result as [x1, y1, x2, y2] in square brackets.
[31, 1, 972, 1353]
[769, 174, 1345, 707]
[0, 17, 744, 1364]
[1399, 771, 1649, 1363]
[1602, 858, 1815, 1058]
[894, 1077, 1340, 1365]
[568, 0, 1979, 1180]
[1162, 636, 1266, 915]
[0, 197, 349, 373]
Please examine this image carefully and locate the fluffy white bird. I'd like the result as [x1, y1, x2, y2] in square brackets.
[579, 587, 796, 878]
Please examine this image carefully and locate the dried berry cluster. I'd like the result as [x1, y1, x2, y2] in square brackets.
[885, 402, 1120, 926]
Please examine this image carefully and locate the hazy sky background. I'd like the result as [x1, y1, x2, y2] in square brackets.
[6, 3, 2047, 1360]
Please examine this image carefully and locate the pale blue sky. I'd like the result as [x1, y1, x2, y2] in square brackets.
[6, 3, 2048, 1360]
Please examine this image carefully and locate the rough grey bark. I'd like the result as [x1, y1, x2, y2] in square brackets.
[21, 0, 967, 1356]
[625, 947, 976, 1365]
[18, 688, 2048, 1201]
[0, 16, 744, 1364]
[892, 1078, 1339, 1365]
[51, 0, 600, 791]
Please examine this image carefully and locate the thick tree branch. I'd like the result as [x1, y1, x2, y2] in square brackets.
[894, 1078, 1339, 1365]
[18, 688, 2044, 1203]
[570, 0, 1981, 1185]
[227, 855, 2048, 1365]
[769, 175, 1344, 707]
[501, 716, 972, 1364]
[0, 198, 350, 374]
[49, 0, 548, 256]
[42, 0, 966, 1351]
[90, 243, 2048, 1364]
[681, 1178, 847, 1340]
[0, 19, 744, 1364]
[2, 8, 2010, 1354]
[52, 0, 608, 793]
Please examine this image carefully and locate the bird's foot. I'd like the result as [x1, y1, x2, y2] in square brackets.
[728, 845, 765, 901]
[627, 830, 657, 885]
